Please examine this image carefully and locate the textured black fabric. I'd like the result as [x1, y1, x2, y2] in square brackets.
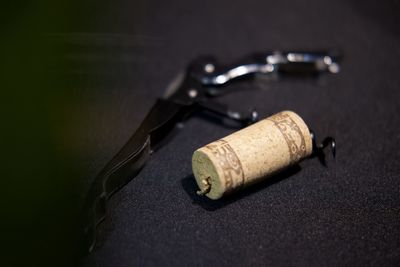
[63, 0, 400, 266]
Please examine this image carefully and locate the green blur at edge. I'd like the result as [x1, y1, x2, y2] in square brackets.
[1, 2, 88, 266]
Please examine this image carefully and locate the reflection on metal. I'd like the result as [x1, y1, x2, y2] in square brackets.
[202, 51, 340, 85]
[204, 63, 215, 73]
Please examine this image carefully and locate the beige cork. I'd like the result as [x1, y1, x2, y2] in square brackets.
[192, 110, 313, 199]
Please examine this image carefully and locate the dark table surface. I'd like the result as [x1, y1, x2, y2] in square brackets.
[5, 0, 400, 266]
[72, 0, 400, 266]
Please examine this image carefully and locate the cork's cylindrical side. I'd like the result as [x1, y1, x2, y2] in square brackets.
[192, 110, 313, 199]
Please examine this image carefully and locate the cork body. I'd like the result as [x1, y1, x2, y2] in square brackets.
[192, 110, 313, 199]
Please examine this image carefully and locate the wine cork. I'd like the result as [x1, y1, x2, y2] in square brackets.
[192, 110, 313, 199]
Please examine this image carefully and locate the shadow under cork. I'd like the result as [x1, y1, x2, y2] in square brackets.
[181, 165, 302, 211]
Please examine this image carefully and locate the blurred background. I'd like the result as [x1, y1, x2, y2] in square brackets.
[2, 0, 399, 266]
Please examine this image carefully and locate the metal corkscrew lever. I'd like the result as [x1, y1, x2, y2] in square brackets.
[82, 50, 341, 253]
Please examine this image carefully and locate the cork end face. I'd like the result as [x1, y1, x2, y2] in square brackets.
[192, 150, 224, 200]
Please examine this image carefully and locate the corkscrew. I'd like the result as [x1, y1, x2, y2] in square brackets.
[82, 50, 340, 253]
